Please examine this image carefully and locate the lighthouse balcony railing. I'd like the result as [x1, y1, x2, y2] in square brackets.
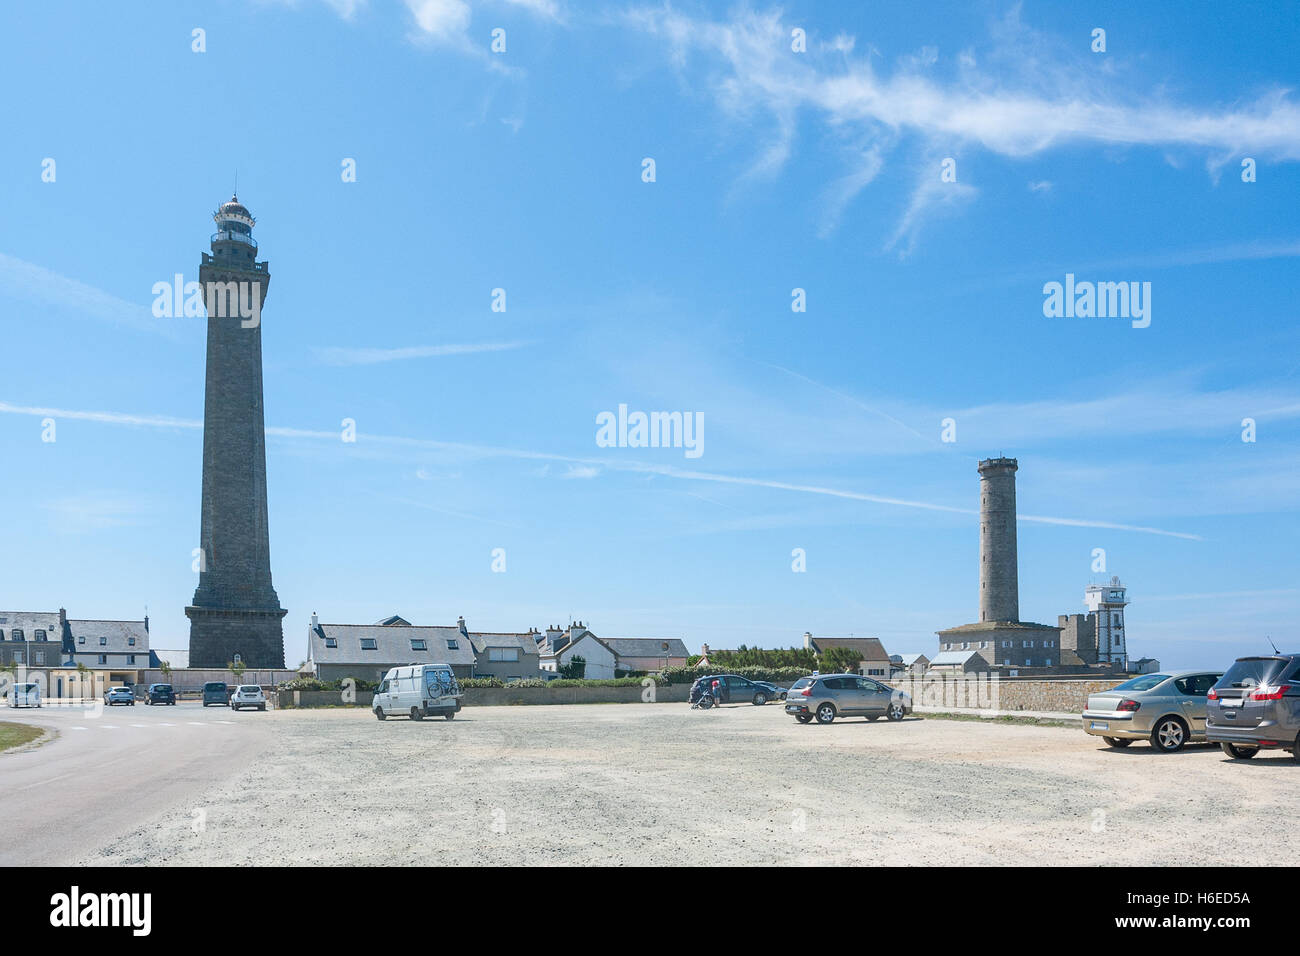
[210, 230, 258, 250]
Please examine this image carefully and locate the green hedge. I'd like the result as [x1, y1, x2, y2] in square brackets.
[662, 665, 811, 685]
[462, 676, 666, 689]
[277, 676, 378, 692]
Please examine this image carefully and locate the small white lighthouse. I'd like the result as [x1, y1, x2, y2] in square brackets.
[1085, 576, 1128, 666]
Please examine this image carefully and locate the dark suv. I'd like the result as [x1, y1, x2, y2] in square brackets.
[145, 683, 176, 705]
[202, 681, 232, 707]
[691, 674, 777, 706]
[1206, 654, 1300, 761]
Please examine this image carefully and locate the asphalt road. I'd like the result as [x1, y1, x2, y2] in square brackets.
[0, 700, 273, 865]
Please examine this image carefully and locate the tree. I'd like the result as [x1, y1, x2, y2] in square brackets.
[228, 659, 247, 681]
[159, 660, 172, 682]
[820, 646, 864, 672]
[75, 661, 91, 700]
[558, 655, 586, 680]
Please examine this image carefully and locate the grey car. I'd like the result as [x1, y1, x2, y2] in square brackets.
[1206, 654, 1300, 761]
[1082, 670, 1222, 752]
[784, 673, 911, 724]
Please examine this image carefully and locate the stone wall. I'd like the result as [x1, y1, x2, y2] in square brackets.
[887, 676, 1121, 714]
[275, 683, 694, 708]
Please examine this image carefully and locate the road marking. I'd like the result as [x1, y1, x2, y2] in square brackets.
[70, 726, 88, 731]
[186, 722, 205, 726]
[101, 725, 119, 729]
[212, 720, 234, 725]
[130, 723, 148, 728]
[159, 722, 176, 727]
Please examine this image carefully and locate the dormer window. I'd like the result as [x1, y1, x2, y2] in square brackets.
[34, 629, 46, 640]
[12, 629, 23, 642]
[324, 638, 337, 648]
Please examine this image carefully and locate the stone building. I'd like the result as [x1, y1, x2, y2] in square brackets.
[304, 613, 543, 682]
[185, 195, 287, 668]
[935, 458, 1140, 675]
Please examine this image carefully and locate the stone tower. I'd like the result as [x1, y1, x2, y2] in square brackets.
[978, 457, 1019, 624]
[185, 195, 287, 668]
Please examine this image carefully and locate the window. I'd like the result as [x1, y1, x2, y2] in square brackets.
[961, 642, 969, 650]
[1024, 659, 1031, 666]
[488, 647, 519, 663]
[324, 638, 337, 648]
[1045, 658, 1052, 667]
[128, 637, 136, 646]
[1001, 640, 1011, 648]
[866, 668, 885, 677]
[446, 639, 459, 650]
[12, 629, 23, 642]
[78, 636, 85, 644]
[127, 655, 136, 664]
[97, 654, 107, 664]
[360, 638, 377, 650]
[34, 629, 46, 640]
[34, 651, 44, 665]
[99, 637, 107, 646]
[410, 639, 427, 651]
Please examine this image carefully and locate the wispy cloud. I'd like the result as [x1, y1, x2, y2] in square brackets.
[627, 4, 1300, 247]
[0, 253, 180, 338]
[0, 398, 1202, 539]
[311, 340, 528, 366]
[42, 493, 143, 533]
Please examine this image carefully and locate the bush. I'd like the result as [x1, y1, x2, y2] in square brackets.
[662, 664, 812, 685]
[276, 676, 377, 692]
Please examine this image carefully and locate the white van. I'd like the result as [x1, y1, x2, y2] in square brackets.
[8, 682, 41, 708]
[373, 664, 462, 721]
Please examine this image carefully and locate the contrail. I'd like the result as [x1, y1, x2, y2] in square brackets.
[0, 399, 1202, 540]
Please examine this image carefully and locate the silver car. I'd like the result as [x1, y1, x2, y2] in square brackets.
[1206, 654, 1300, 761]
[1082, 670, 1222, 752]
[784, 673, 911, 725]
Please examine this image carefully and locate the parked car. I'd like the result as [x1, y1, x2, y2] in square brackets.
[230, 684, 267, 712]
[754, 680, 788, 701]
[784, 674, 911, 724]
[145, 683, 176, 706]
[8, 682, 41, 708]
[1082, 670, 1222, 752]
[691, 674, 776, 706]
[1206, 654, 1300, 761]
[202, 681, 231, 707]
[104, 686, 135, 707]
[373, 663, 462, 721]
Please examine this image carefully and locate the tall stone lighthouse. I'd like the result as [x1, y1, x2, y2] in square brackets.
[184, 195, 287, 668]
[978, 457, 1019, 623]
[936, 456, 1061, 670]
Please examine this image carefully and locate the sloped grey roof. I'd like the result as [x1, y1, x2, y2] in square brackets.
[599, 637, 690, 660]
[68, 619, 149, 654]
[930, 650, 988, 666]
[0, 611, 62, 641]
[467, 632, 540, 657]
[898, 653, 930, 666]
[308, 623, 476, 667]
[152, 648, 190, 669]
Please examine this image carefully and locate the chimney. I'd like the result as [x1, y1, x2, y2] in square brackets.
[311, 611, 318, 628]
[701, 643, 710, 656]
[144, 614, 149, 633]
[803, 631, 814, 650]
[59, 608, 67, 624]
[457, 615, 468, 637]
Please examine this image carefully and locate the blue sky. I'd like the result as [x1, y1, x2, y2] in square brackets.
[2, 0, 1298, 670]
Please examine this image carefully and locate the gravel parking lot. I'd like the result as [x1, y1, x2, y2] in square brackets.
[79, 702, 1297, 866]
